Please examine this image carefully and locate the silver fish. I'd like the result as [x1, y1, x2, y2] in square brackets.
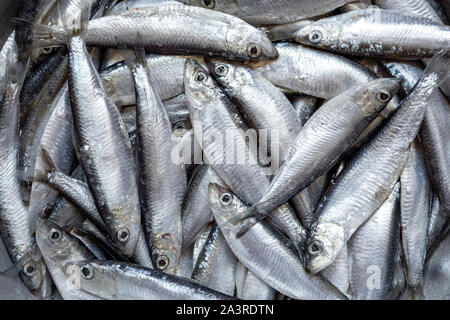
[129, 53, 186, 274]
[34, 4, 277, 61]
[305, 52, 449, 274]
[66, 12, 141, 258]
[66, 260, 236, 299]
[294, 8, 450, 59]
[241, 78, 400, 225]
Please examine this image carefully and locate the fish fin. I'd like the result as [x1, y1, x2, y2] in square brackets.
[58, 0, 92, 39]
[421, 48, 450, 86]
[11, 18, 63, 53]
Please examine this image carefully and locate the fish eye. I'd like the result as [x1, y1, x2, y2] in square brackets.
[376, 90, 391, 103]
[247, 43, 261, 59]
[156, 255, 169, 270]
[202, 0, 215, 9]
[308, 240, 324, 255]
[116, 228, 130, 242]
[41, 47, 53, 55]
[214, 64, 228, 76]
[308, 30, 322, 44]
[80, 264, 94, 280]
[49, 228, 63, 243]
[174, 121, 186, 131]
[219, 192, 233, 206]
[195, 71, 207, 83]
[23, 264, 36, 276]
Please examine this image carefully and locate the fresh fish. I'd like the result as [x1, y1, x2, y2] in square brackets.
[320, 245, 350, 297]
[400, 139, 432, 299]
[240, 78, 400, 226]
[65, 7, 141, 258]
[289, 94, 319, 126]
[348, 183, 401, 300]
[32, 4, 277, 61]
[129, 52, 186, 274]
[305, 52, 449, 274]
[65, 260, 236, 299]
[36, 219, 102, 300]
[180, 0, 355, 25]
[185, 58, 306, 251]
[209, 183, 346, 300]
[208, 60, 313, 228]
[0, 31, 18, 100]
[294, 8, 450, 59]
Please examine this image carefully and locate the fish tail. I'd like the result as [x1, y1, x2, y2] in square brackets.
[405, 284, 425, 300]
[422, 47, 450, 86]
[31, 148, 59, 184]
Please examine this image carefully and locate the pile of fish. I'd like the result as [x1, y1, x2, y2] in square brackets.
[0, 0, 449, 300]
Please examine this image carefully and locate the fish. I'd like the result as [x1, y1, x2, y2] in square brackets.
[304, 51, 449, 274]
[31, 4, 277, 61]
[400, 140, 432, 299]
[64, 5, 141, 258]
[238, 78, 400, 228]
[294, 7, 450, 59]
[65, 260, 236, 299]
[128, 51, 186, 274]
[209, 183, 346, 300]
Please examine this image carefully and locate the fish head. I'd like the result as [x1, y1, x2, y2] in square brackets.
[293, 21, 335, 50]
[185, 59, 220, 109]
[206, 60, 249, 90]
[208, 183, 250, 238]
[226, 26, 278, 61]
[36, 218, 93, 272]
[151, 232, 181, 275]
[305, 221, 345, 274]
[17, 244, 54, 299]
[354, 78, 400, 115]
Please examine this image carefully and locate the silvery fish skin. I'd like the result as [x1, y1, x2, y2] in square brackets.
[100, 54, 186, 107]
[192, 225, 212, 265]
[182, 165, 224, 249]
[382, 60, 450, 212]
[245, 78, 400, 221]
[67, 33, 140, 258]
[256, 42, 377, 99]
[348, 183, 400, 300]
[69, 227, 109, 261]
[176, 244, 194, 278]
[28, 84, 75, 233]
[109, 0, 179, 15]
[239, 268, 277, 300]
[294, 8, 450, 59]
[36, 219, 101, 300]
[0, 63, 51, 297]
[209, 183, 346, 300]
[191, 223, 237, 296]
[423, 231, 450, 300]
[208, 60, 313, 228]
[130, 56, 186, 274]
[185, 59, 306, 250]
[37, 4, 277, 61]
[427, 194, 449, 255]
[18, 56, 68, 183]
[20, 51, 65, 117]
[289, 94, 319, 126]
[42, 0, 96, 27]
[305, 54, 449, 274]
[400, 139, 432, 298]
[180, 0, 354, 25]
[66, 260, 236, 300]
[341, 0, 372, 12]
